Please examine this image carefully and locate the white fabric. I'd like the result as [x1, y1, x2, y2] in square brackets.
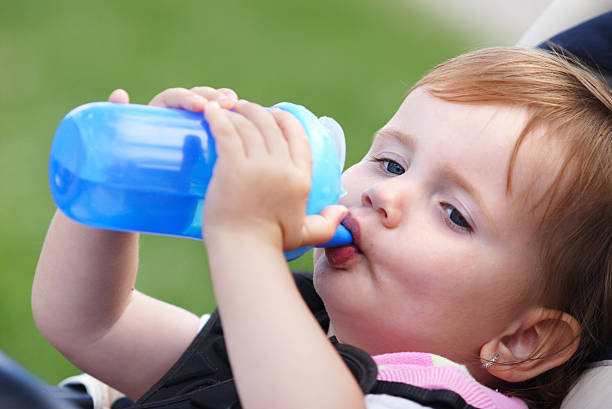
[517, 0, 612, 47]
[365, 393, 432, 409]
[59, 373, 126, 409]
[560, 365, 612, 409]
[198, 313, 211, 332]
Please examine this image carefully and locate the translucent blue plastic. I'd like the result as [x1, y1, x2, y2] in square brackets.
[49, 101, 352, 260]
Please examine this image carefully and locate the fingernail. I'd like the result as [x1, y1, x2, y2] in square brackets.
[208, 101, 220, 109]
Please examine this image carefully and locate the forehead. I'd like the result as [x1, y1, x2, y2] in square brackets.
[380, 89, 527, 181]
[380, 88, 565, 216]
[383, 88, 528, 147]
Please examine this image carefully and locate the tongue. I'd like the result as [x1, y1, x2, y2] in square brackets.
[325, 244, 359, 266]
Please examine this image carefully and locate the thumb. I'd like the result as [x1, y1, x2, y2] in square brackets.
[299, 205, 348, 247]
[108, 89, 130, 104]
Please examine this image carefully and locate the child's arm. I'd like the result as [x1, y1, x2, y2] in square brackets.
[33, 210, 199, 399]
[32, 87, 238, 399]
[201, 100, 365, 409]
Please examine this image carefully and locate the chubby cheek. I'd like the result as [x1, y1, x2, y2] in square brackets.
[372, 237, 485, 309]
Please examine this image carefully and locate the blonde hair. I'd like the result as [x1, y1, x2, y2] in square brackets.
[412, 47, 612, 409]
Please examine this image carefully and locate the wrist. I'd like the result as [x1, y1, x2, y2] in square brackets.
[204, 227, 292, 296]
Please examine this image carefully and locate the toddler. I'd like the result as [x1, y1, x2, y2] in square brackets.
[33, 47, 611, 409]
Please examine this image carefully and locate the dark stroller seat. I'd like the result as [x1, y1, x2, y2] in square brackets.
[0, 349, 91, 409]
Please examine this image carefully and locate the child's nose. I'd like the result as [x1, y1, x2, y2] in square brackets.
[361, 180, 403, 228]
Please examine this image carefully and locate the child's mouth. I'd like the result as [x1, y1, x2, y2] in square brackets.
[325, 244, 361, 267]
[324, 213, 363, 267]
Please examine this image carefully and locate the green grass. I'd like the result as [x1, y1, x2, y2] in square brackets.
[0, 0, 471, 384]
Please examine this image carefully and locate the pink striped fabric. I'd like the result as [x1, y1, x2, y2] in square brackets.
[372, 352, 527, 409]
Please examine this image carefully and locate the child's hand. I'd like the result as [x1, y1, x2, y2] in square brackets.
[148, 86, 239, 111]
[108, 88, 130, 104]
[202, 100, 346, 252]
[106, 86, 238, 110]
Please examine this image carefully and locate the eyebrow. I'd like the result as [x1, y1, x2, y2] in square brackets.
[373, 128, 417, 151]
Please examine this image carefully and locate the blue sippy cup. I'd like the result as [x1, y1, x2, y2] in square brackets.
[49, 101, 352, 260]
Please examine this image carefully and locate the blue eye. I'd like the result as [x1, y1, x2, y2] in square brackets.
[443, 204, 472, 231]
[381, 159, 405, 175]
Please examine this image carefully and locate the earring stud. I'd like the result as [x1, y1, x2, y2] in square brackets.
[482, 353, 500, 368]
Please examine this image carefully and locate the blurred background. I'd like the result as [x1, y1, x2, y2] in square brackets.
[0, 0, 550, 384]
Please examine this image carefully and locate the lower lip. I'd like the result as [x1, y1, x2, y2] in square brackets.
[325, 245, 361, 268]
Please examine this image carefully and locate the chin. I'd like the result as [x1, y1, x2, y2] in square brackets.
[313, 248, 335, 277]
[313, 248, 324, 265]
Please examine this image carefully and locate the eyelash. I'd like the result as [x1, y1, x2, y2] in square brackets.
[374, 157, 473, 234]
[441, 203, 473, 233]
[374, 157, 405, 175]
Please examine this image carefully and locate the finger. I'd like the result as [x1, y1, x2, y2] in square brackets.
[149, 88, 207, 112]
[191, 86, 238, 110]
[271, 108, 312, 172]
[234, 100, 287, 156]
[108, 89, 129, 104]
[204, 101, 245, 158]
[218, 88, 238, 101]
[299, 205, 348, 247]
[223, 107, 267, 157]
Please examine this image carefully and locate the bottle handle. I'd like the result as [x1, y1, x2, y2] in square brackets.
[318, 224, 353, 248]
[283, 224, 353, 261]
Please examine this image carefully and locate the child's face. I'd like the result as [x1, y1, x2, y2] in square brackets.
[313, 88, 561, 364]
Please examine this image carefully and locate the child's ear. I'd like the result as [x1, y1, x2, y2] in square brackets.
[479, 308, 580, 382]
